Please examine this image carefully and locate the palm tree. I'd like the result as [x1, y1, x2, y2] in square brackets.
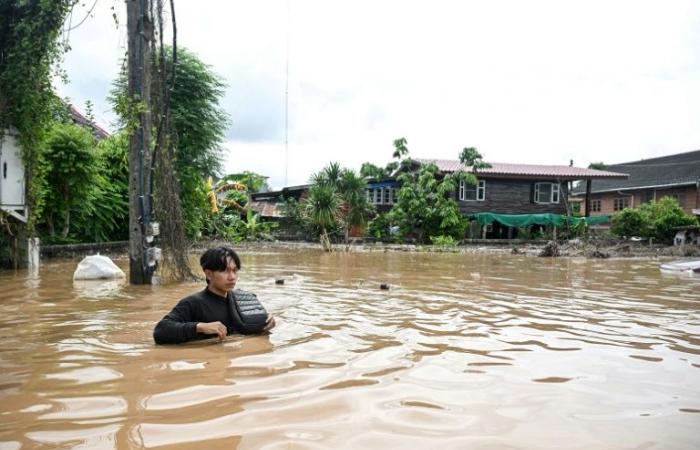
[338, 169, 374, 246]
[313, 161, 342, 186]
[305, 183, 340, 251]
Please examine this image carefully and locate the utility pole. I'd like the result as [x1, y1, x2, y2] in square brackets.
[126, 0, 154, 284]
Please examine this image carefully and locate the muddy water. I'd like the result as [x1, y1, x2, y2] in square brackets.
[0, 249, 699, 449]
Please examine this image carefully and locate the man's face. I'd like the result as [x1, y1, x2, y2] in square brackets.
[205, 257, 238, 295]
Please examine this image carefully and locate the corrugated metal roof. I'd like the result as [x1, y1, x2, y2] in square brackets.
[570, 150, 700, 194]
[247, 201, 283, 218]
[415, 158, 628, 180]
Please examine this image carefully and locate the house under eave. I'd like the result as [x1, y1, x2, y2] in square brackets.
[570, 150, 700, 217]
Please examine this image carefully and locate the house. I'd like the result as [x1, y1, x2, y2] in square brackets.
[1, 104, 110, 224]
[0, 129, 26, 222]
[365, 179, 400, 212]
[571, 150, 700, 217]
[68, 105, 110, 140]
[248, 184, 310, 219]
[412, 158, 628, 238]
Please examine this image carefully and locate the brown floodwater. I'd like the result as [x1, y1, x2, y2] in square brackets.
[1, 249, 699, 449]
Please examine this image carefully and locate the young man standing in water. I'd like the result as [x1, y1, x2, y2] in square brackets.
[153, 246, 275, 344]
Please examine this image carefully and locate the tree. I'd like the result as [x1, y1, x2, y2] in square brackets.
[305, 183, 340, 251]
[391, 162, 467, 242]
[360, 161, 398, 180]
[381, 139, 473, 242]
[41, 123, 99, 239]
[392, 137, 409, 159]
[337, 168, 374, 245]
[112, 46, 230, 239]
[306, 163, 374, 248]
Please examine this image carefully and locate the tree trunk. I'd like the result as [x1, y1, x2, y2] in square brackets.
[321, 227, 332, 252]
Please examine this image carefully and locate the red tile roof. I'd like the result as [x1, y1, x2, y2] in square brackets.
[415, 158, 628, 180]
[69, 105, 110, 140]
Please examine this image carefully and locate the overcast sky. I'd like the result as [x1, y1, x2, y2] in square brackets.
[57, 0, 700, 190]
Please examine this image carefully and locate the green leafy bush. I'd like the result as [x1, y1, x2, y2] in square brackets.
[612, 197, 698, 242]
[367, 212, 393, 240]
[430, 235, 458, 247]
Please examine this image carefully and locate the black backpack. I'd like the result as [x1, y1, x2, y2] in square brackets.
[228, 289, 269, 334]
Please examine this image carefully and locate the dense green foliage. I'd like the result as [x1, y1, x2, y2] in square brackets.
[360, 161, 398, 180]
[41, 123, 99, 240]
[390, 162, 467, 242]
[0, 0, 77, 231]
[112, 46, 229, 238]
[367, 212, 394, 240]
[200, 171, 277, 242]
[374, 139, 490, 243]
[611, 197, 698, 242]
[305, 163, 374, 249]
[82, 133, 129, 241]
[37, 123, 129, 243]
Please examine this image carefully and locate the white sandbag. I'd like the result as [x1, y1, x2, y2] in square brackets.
[73, 254, 126, 280]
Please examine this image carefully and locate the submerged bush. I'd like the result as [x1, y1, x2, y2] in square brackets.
[430, 235, 458, 248]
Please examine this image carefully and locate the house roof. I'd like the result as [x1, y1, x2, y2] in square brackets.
[247, 200, 283, 218]
[570, 150, 700, 194]
[69, 105, 110, 140]
[415, 158, 628, 181]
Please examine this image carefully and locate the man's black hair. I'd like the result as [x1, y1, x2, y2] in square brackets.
[200, 246, 241, 275]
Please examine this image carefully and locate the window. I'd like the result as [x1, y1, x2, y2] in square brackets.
[459, 179, 486, 201]
[590, 199, 601, 212]
[384, 187, 393, 204]
[613, 197, 629, 211]
[367, 187, 397, 205]
[534, 182, 560, 204]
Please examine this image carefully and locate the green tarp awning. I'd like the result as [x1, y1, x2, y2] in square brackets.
[468, 212, 610, 228]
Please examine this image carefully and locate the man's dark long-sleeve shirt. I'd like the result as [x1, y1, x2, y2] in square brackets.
[153, 288, 235, 344]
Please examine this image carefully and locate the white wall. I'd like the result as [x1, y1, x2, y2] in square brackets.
[0, 131, 26, 210]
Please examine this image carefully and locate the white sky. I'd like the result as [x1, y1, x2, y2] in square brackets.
[57, 0, 700, 190]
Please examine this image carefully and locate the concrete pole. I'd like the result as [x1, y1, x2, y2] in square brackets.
[27, 237, 39, 271]
[126, 0, 153, 284]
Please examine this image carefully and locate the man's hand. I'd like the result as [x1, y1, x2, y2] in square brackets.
[263, 314, 276, 332]
[196, 321, 227, 340]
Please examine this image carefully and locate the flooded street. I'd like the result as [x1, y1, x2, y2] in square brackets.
[0, 249, 699, 449]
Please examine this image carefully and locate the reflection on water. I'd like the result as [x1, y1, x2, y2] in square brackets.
[1, 250, 699, 449]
